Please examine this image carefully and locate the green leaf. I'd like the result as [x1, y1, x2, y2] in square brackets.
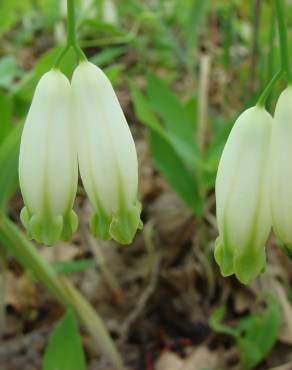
[132, 78, 196, 157]
[185, 0, 209, 50]
[51, 259, 96, 275]
[0, 0, 30, 37]
[209, 305, 239, 337]
[90, 47, 125, 66]
[0, 90, 13, 143]
[0, 56, 22, 89]
[0, 123, 22, 210]
[129, 80, 166, 138]
[104, 64, 125, 86]
[82, 19, 125, 36]
[43, 310, 86, 370]
[184, 94, 198, 130]
[209, 294, 282, 370]
[150, 129, 203, 215]
[238, 294, 282, 369]
[147, 73, 194, 139]
[130, 80, 203, 214]
[146, 73, 199, 169]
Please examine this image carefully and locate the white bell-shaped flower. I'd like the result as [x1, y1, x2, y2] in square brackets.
[72, 61, 142, 244]
[271, 87, 292, 256]
[19, 70, 78, 245]
[215, 107, 272, 283]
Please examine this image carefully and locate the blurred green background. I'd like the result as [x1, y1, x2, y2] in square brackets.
[0, 0, 291, 369]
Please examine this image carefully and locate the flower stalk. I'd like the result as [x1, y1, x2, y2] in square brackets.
[256, 0, 290, 107]
[53, 0, 86, 68]
[274, 0, 291, 83]
[257, 70, 283, 107]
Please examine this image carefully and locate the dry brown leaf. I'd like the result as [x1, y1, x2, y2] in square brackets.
[148, 191, 194, 245]
[233, 290, 255, 313]
[182, 347, 220, 370]
[5, 272, 36, 310]
[155, 347, 221, 370]
[155, 351, 184, 370]
[39, 243, 80, 262]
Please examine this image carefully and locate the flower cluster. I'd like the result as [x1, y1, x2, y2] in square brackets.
[19, 62, 142, 246]
[215, 88, 292, 284]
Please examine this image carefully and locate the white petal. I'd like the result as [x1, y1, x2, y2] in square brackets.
[72, 62, 138, 215]
[271, 87, 292, 246]
[216, 107, 272, 249]
[19, 70, 78, 244]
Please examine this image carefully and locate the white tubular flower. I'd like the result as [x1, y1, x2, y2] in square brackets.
[215, 107, 272, 284]
[19, 70, 78, 246]
[271, 87, 292, 256]
[72, 61, 142, 244]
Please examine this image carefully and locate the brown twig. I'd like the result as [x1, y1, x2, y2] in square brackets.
[197, 54, 211, 153]
[119, 223, 160, 343]
[79, 219, 124, 303]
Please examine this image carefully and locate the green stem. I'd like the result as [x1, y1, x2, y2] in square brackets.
[67, 0, 86, 61]
[266, 5, 275, 109]
[274, 0, 291, 82]
[53, 0, 86, 68]
[52, 44, 70, 71]
[67, 0, 76, 45]
[0, 214, 124, 370]
[257, 69, 283, 107]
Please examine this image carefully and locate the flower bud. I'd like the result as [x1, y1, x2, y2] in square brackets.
[215, 107, 272, 284]
[72, 62, 142, 244]
[271, 87, 292, 256]
[19, 70, 78, 245]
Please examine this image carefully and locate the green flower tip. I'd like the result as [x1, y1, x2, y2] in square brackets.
[214, 237, 234, 277]
[90, 201, 143, 245]
[20, 207, 78, 246]
[214, 238, 266, 284]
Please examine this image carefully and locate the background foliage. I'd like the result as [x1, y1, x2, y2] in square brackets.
[0, 0, 291, 369]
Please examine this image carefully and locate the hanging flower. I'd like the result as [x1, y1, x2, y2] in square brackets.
[71, 61, 142, 244]
[215, 107, 272, 284]
[271, 87, 292, 257]
[19, 70, 78, 246]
